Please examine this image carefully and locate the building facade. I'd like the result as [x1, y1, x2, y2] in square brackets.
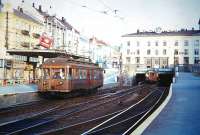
[0, 2, 83, 85]
[34, 4, 80, 53]
[0, 3, 43, 83]
[121, 29, 200, 75]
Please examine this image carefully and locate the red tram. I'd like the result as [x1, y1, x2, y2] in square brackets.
[145, 70, 159, 83]
[38, 56, 103, 95]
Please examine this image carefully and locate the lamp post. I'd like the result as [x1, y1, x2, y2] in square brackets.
[119, 52, 123, 87]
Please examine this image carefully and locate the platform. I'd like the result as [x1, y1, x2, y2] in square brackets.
[142, 72, 200, 135]
[0, 84, 37, 96]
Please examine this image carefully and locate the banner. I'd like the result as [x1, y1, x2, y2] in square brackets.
[39, 33, 53, 48]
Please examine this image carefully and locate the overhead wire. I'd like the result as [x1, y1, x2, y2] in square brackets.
[64, 0, 125, 20]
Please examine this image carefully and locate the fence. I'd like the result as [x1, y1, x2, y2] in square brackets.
[177, 64, 200, 73]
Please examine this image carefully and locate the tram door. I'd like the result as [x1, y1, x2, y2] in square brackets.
[68, 67, 72, 90]
[87, 69, 91, 89]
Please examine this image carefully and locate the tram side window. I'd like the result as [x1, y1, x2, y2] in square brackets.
[79, 69, 83, 79]
[43, 68, 50, 79]
[94, 70, 97, 80]
[74, 68, 79, 79]
[67, 68, 72, 80]
[90, 70, 92, 80]
[82, 70, 87, 79]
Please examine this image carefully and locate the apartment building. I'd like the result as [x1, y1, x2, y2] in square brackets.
[121, 27, 200, 75]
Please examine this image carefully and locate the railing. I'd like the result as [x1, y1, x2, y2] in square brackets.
[176, 64, 200, 73]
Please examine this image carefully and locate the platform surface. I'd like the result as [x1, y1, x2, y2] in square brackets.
[0, 84, 37, 96]
[143, 72, 200, 135]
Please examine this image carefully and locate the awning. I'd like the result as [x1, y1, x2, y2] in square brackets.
[7, 49, 90, 59]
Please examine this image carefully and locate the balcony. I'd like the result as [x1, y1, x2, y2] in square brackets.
[32, 33, 40, 39]
[21, 42, 30, 48]
[21, 30, 30, 36]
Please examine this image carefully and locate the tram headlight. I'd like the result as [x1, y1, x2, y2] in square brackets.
[59, 81, 63, 85]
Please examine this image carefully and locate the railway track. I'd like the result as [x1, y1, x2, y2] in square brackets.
[0, 85, 153, 135]
[83, 87, 166, 135]
[39, 87, 167, 135]
[0, 85, 127, 125]
[0, 84, 123, 114]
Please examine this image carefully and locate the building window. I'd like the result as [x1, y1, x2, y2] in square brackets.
[174, 57, 179, 65]
[127, 41, 130, 46]
[163, 59, 168, 65]
[136, 49, 140, 55]
[184, 57, 189, 64]
[184, 40, 189, 46]
[13, 55, 27, 61]
[127, 49, 130, 55]
[174, 49, 179, 55]
[0, 59, 4, 68]
[155, 41, 158, 46]
[147, 41, 151, 46]
[155, 59, 159, 65]
[175, 40, 178, 46]
[184, 49, 188, 55]
[147, 49, 151, 55]
[147, 59, 151, 65]
[126, 57, 131, 63]
[137, 41, 140, 47]
[194, 49, 199, 55]
[194, 57, 199, 64]
[195, 40, 199, 47]
[155, 49, 158, 55]
[163, 41, 167, 46]
[136, 57, 140, 64]
[163, 49, 167, 55]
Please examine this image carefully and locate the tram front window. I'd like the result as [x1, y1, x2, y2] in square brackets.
[52, 68, 65, 79]
[43, 69, 50, 79]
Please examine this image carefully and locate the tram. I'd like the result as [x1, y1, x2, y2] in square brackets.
[38, 56, 103, 95]
[145, 69, 159, 83]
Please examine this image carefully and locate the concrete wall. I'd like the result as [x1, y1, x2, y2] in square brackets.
[0, 92, 41, 109]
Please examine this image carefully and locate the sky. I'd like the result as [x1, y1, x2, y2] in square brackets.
[3, 0, 200, 44]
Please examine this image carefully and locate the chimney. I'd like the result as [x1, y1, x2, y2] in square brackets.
[19, 8, 23, 13]
[137, 29, 140, 34]
[61, 17, 65, 22]
[32, 3, 35, 8]
[39, 5, 42, 12]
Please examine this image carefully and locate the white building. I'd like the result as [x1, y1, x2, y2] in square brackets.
[89, 37, 111, 68]
[121, 27, 200, 75]
[78, 35, 90, 57]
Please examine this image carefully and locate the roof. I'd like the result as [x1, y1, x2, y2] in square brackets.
[35, 8, 49, 17]
[58, 19, 73, 30]
[89, 37, 108, 46]
[13, 9, 42, 25]
[34, 7, 80, 33]
[122, 30, 200, 37]
[42, 57, 100, 68]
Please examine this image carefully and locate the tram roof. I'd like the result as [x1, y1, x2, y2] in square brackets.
[42, 57, 101, 69]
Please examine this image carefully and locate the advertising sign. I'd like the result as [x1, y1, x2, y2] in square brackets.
[39, 33, 53, 48]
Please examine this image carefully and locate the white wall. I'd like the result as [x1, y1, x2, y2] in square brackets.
[122, 35, 200, 68]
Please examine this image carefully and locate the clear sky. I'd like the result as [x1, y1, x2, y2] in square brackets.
[4, 0, 200, 44]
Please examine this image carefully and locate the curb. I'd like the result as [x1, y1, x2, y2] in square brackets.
[1, 93, 17, 97]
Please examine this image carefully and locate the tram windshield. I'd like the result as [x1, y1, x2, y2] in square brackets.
[43, 68, 50, 79]
[52, 68, 65, 79]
